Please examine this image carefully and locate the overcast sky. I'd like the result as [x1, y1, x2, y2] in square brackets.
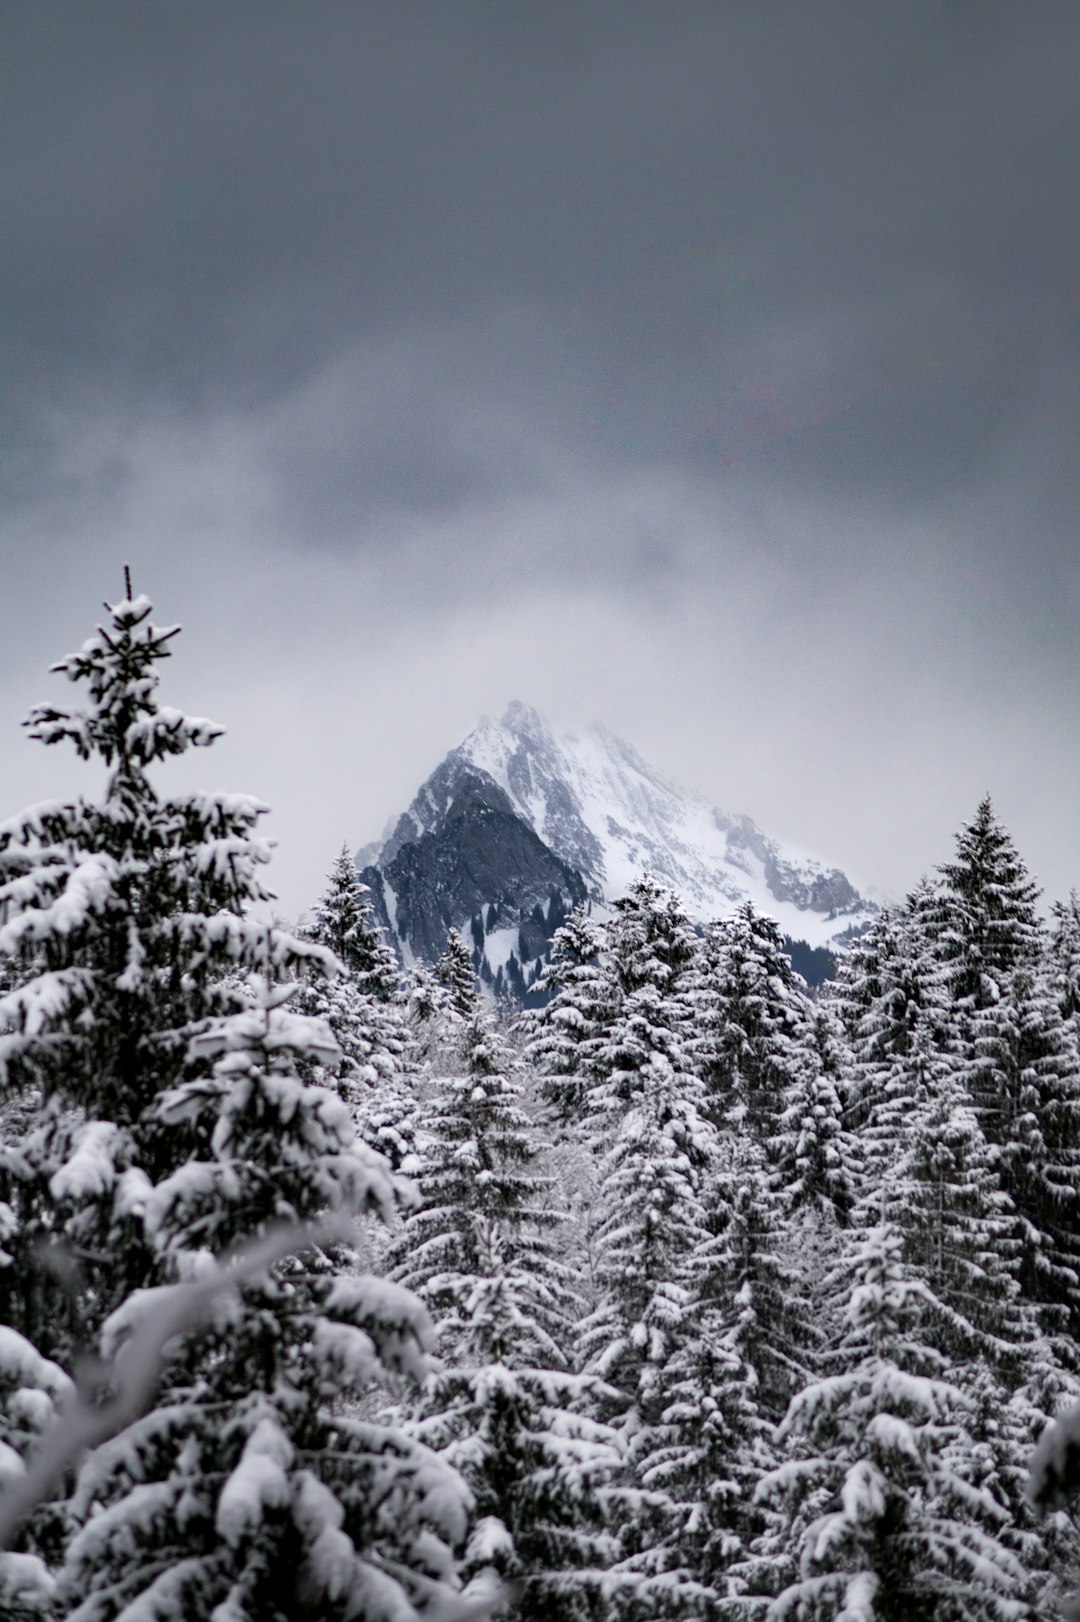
[3, 1, 1079, 921]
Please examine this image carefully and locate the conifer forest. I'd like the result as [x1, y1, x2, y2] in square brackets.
[4, 590, 1080, 1622]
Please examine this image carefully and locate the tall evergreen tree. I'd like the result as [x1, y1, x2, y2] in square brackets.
[434, 930, 479, 1022]
[936, 796, 1043, 1017]
[0, 590, 328, 1359]
[58, 977, 468, 1621]
[687, 904, 809, 1140]
[1050, 893, 1080, 1025]
[528, 905, 611, 1125]
[297, 847, 415, 1169]
[387, 1010, 615, 1619]
[0, 589, 471, 1619]
[772, 1004, 855, 1224]
[304, 843, 400, 1002]
[753, 1224, 1034, 1620]
[576, 883, 716, 1617]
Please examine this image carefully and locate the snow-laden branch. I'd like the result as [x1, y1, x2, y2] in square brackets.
[0, 1219, 346, 1549]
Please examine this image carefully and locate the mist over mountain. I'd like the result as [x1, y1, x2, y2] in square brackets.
[357, 702, 876, 998]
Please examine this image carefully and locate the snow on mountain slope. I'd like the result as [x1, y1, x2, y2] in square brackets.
[365, 701, 874, 951]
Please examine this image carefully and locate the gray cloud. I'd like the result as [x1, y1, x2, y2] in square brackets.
[2, 1, 1079, 919]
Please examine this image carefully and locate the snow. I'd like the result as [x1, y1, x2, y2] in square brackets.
[0, 1551, 57, 1609]
[483, 926, 521, 976]
[215, 1416, 294, 1546]
[0, 1327, 73, 1404]
[465, 1513, 513, 1564]
[447, 705, 876, 948]
[49, 1120, 120, 1201]
[1028, 1400, 1080, 1510]
[0, 856, 117, 951]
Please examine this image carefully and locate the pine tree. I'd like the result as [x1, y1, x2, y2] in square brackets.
[936, 796, 1043, 1017]
[0, 590, 330, 1361]
[576, 887, 717, 1617]
[296, 847, 416, 1170]
[1050, 893, 1080, 1025]
[700, 1136, 821, 1431]
[973, 958, 1080, 1345]
[0, 588, 471, 1619]
[434, 929, 479, 1022]
[304, 843, 400, 1002]
[754, 1224, 1033, 1621]
[528, 905, 611, 1124]
[634, 1137, 781, 1610]
[387, 1009, 616, 1619]
[932, 806, 1080, 1346]
[687, 904, 809, 1140]
[878, 1021, 1029, 1373]
[57, 976, 468, 1620]
[772, 1003, 855, 1224]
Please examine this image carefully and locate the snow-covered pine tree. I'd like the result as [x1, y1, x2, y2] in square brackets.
[0, 589, 471, 1619]
[934, 796, 1043, 1033]
[527, 904, 611, 1124]
[304, 843, 401, 1003]
[753, 1223, 1034, 1620]
[386, 1006, 548, 1301]
[57, 975, 469, 1621]
[296, 846, 417, 1171]
[825, 884, 948, 1146]
[634, 1138, 781, 1610]
[604, 877, 698, 1002]
[687, 903, 810, 1141]
[847, 1012, 1070, 1600]
[1050, 893, 1080, 1026]
[978, 955, 1080, 1319]
[386, 1007, 616, 1619]
[434, 929, 480, 1023]
[771, 1003, 855, 1225]
[576, 883, 717, 1617]
[930, 806, 1080, 1348]
[698, 1134, 821, 1431]
[0, 590, 328, 1362]
[877, 1018, 1029, 1371]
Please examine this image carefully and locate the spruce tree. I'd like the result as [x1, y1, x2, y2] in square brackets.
[304, 843, 400, 1002]
[527, 905, 611, 1124]
[434, 929, 479, 1022]
[754, 1224, 1034, 1620]
[576, 883, 716, 1617]
[297, 847, 416, 1168]
[387, 1009, 615, 1619]
[0, 588, 471, 1619]
[0, 589, 329, 1360]
[1050, 893, 1080, 1025]
[687, 903, 809, 1140]
[974, 957, 1080, 1342]
[936, 796, 1043, 1018]
[877, 1020, 1029, 1372]
[57, 976, 468, 1620]
[772, 1004, 855, 1224]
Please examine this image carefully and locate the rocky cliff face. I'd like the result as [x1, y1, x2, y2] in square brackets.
[359, 765, 587, 998]
[357, 702, 876, 997]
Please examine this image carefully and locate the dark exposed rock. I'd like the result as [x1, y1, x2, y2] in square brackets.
[360, 768, 586, 965]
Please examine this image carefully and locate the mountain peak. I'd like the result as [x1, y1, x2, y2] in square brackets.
[358, 703, 875, 987]
[500, 699, 547, 736]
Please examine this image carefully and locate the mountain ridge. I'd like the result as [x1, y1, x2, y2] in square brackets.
[357, 702, 876, 997]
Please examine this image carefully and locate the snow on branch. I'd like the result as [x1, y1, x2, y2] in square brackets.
[0, 1219, 347, 1550]
[1028, 1401, 1080, 1512]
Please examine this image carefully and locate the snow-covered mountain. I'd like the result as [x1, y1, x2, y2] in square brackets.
[358, 702, 876, 998]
